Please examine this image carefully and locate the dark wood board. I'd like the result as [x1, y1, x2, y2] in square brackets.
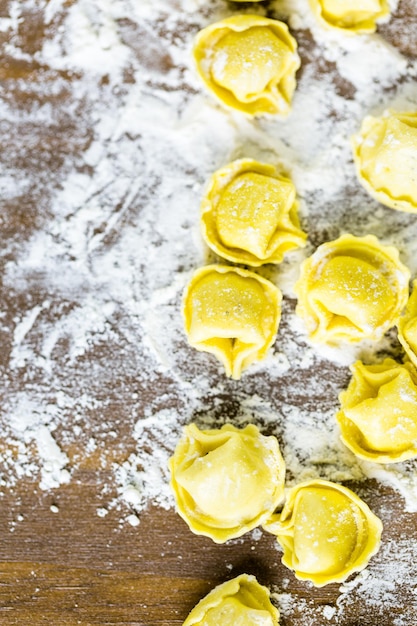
[1, 1, 417, 625]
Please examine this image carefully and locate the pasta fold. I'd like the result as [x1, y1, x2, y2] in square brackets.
[170, 423, 285, 543]
[182, 574, 279, 626]
[263, 479, 382, 586]
[183, 265, 281, 378]
[352, 111, 417, 213]
[337, 358, 417, 462]
[193, 15, 300, 116]
[201, 159, 306, 266]
[294, 234, 410, 345]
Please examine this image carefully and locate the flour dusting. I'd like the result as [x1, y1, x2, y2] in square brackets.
[1, 0, 417, 622]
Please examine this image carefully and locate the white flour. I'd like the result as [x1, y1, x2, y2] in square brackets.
[1, 0, 417, 621]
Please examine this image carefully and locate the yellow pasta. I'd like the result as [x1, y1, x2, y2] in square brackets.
[169, 423, 286, 543]
[263, 479, 382, 586]
[294, 234, 410, 345]
[309, 0, 390, 33]
[337, 358, 417, 463]
[352, 110, 417, 213]
[398, 278, 417, 368]
[183, 265, 281, 379]
[193, 15, 300, 116]
[201, 159, 307, 266]
[182, 574, 280, 626]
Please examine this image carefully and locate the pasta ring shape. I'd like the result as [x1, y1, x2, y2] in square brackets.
[398, 278, 417, 369]
[169, 423, 286, 543]
[193, 15, 300, 116]
[201, 159, 307, 266]
[263, 479, 383, 587]
[183, 264, 281, 379]
[182, 574, 280, 626]
[337, 358, 417, 463]
[294, 234, 410, 345]
[352, 110, 417, 213]
[309, 0, 390, 34]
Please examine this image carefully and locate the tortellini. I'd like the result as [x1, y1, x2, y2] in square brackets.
[309, 0, 390, 33]
[337, 359, 417, 463]
[352, 111, 417, 213]
[193, 15, 300, 116]
[169, 423, 286, 543]
[294, 234, 410, 345]
[398, 279, 417, 369]
[263, 479, 383, 587]
[182, 574, 280, 626]
[183, 265, 281, 379]
[201, 159, 307, 266]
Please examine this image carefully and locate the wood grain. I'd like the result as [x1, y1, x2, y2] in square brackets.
[1, 1, 417, 625]
[0, 478, 415, 624]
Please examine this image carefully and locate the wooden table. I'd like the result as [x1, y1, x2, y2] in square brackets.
[0, 479, 416, 624]
[1, 1, 417, 624]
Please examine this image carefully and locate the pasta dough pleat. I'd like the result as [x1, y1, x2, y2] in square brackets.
[169, 423, 286, 543]
[183, 265, 281, 379]
[337, 358, 417, 462]
[201, 159, 306, 266]
[193, 15, 300, 116]
[398, 278, 417, 369]
[309, 0, 390, 33]
[294, 234, 410, 345]
[263, 479, 382, 586]
[182, 574, 280, 626]
[352, 110, 417, 213]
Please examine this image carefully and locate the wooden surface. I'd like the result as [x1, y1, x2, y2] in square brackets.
[0, 479, 416, 624]
[1, 1, 417, 625]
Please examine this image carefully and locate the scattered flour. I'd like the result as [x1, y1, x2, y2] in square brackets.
[1, 0, 417, 622]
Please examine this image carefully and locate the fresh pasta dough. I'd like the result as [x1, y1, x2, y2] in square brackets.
[337, 358, 417, 463]
[169, 423, 286, 543]
[193, 15, 300, 116]
[352, 110, 417, 213]
[398, 278, 417, 368]
[309, 0, 390, 33]
[294, 234, 410, 345]
[182, 574, 280, 626]
[263, 479, 382, 586]
[201, 159, 307, 266]
[183, 265, 281, 379]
